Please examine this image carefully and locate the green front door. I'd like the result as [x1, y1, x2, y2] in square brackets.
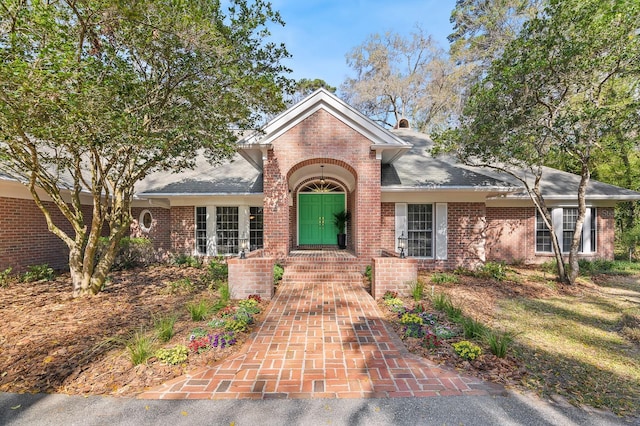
[299, 193, 345, 245]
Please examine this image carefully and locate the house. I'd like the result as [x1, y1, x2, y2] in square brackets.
[1, 89, 639, 296]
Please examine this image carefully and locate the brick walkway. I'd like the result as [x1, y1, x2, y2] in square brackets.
[139, 280, 502, 400]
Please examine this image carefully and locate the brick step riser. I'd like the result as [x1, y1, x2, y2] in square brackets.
[285, 265, 362, 273]
[282, 273, 362, 283]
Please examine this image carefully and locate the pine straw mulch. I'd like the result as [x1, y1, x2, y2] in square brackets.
[0, 265, 265, 396]
[0, 264, 616, 398]
[377, 268, 588, 391]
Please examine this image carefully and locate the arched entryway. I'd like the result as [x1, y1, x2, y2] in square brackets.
[297, 180, 346, 246]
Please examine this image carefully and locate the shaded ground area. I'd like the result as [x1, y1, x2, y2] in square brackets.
[0, 265, 248, 396]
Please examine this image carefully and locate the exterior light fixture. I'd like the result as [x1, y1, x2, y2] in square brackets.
[239, 235, 249, 259]
[320, 165, 325, 185]
[398, 232, 407, 259]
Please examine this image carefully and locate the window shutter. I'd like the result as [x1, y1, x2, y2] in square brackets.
[395, 203, 407, 255]
[582, 208, 592, 253]
[435, 203, 448, 260]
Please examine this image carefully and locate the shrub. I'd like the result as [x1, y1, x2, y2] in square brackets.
[153, 314, 177, 342]
[110, 237, 156, 270]
[364, 265, 372, 283]
[0, 267, 13, 287]
[273, 264, 284, 283]
[174, 254, 202, 268]
[22, 264, 55, 282]
[407, 280, 424, 301]
[478, 261, 507, 281]
[452, 340, 482, 361]
[430, 272, 459, 284]
[155, 345, 188, 365]
[127, 330, 155, 365]
[485, 330, 513, 358]
[207, 257, 228, 283]
[186, 300, 210, 321]
[578, 259, 615, 275]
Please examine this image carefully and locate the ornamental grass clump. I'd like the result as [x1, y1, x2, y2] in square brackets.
[485, 330, 513, 358]
[452, 340, 482, 361]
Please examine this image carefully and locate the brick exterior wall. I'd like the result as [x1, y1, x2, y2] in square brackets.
[170, 206, 195, 254]
[486, 207, 535, 264]
[0, 197, 73, 272]
[130, 207, 171, 252]
[597, 208, 615, 260]
[228, 251, 275, 300]
[263, 109, 381, 261]
[371, 255, 418, 299]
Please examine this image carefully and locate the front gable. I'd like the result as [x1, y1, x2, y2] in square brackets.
[237, 89, 412, 171]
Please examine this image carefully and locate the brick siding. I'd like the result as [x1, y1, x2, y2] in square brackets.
[228, 250, 275, 300]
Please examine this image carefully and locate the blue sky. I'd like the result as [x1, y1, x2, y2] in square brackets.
[268, 0, 457, 90]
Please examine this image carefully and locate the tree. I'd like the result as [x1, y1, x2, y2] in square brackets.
[449, 0, 543, 71]
[0, 0, 291, 296]
[341, 27, 464, 133]
[287, 78, 336, 104]
[435, 0, 640, 284]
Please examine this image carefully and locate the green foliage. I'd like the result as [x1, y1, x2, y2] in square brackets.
[127, 331, 155, 366]
[186, 300, 210, 321]
[174, 254, 202, 268]
[452, 340, 482, 361]
[237, 299, 260, 314]
[364, 265, 372, 283]
[0, 0, 292, 295]
[101, 237, 155, 270]
[332, 210, 351, 234]
[460, 317, 488, 339]
[273, 264, 284, 283]
[383, 291, 398, 300]
[383, 297, 405, 313]
[207, 257, 228, 283]
[431, 292, 462, 321]
[477, 262, 507, 281]
[153, 315, 177, 343]
[485, 330, 513, 358]
[163, 278, 195, 295]
[224, 318, 249, 333]
[219, 282, 230, 303]
[430, 272, 459, 284]
[400, 313, 423, 325]
[577, 259, 615, 275]
[407, 280, 424, 301]
[155, 345, 188, 365]
[0, 267, 13, 287]
[22, 264, 55, 283]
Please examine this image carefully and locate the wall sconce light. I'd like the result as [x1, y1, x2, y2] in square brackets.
[239, 235, 249, 259]
[397, 232, 407, 259]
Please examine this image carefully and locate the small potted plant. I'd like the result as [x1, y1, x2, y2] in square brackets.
[333, 209, 351, 249]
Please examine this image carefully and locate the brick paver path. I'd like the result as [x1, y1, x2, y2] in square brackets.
[139, 281, 503, 400]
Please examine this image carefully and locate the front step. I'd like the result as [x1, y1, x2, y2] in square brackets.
[282, 251, 364, 284]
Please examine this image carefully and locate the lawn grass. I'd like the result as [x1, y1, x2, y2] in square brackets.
[497, 275, 640, 416]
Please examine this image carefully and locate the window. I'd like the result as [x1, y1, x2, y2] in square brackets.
[535, 207, 596, 253]
[536, 210, 552, 252]
[407, 204, 433, 257]
[196, 207, 208, 255]
[139, 210, 153, 233]
[216, 207, 238, 255]
[249, 207, 263, 250]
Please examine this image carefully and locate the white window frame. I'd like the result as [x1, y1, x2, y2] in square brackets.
[194, 205, 260, 256]
[395, 203, 447, 259]
[535, 207, 596, 254]
[139, 209, 153, 233]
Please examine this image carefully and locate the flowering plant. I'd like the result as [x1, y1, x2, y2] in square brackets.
[452, 340, 482, 360]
